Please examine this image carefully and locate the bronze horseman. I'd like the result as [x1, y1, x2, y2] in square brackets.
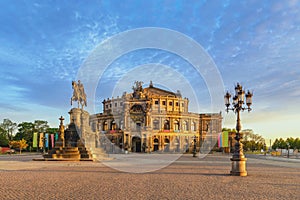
[71, 80, 87, 109]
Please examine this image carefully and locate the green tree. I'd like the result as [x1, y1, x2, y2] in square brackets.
[0, 126, 9, 146]
[272, 139, 279, 150]
[278, 138, 286, 149]
[14, 122, 34, 149]
[295, 138, 300, 150]
[34, 120, 49, 133]
[286, 137, 296, 149]
[46, 127, 59, 135]
[0, 119, 17, 140]
[222, 128, 236, 133]
[241, 129, 265, 151]
[272, 137, 300, 151]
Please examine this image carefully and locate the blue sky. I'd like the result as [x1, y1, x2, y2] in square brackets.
[0, 0, 299, 141]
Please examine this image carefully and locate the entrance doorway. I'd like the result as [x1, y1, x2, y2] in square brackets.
[132, 137, 141, 152]
[153, 138, 159, 152]
[164, 138, 170, 152]
[174, 138, 180, 152]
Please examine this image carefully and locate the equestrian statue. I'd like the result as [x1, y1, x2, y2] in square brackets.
[71, 80, 87, 109]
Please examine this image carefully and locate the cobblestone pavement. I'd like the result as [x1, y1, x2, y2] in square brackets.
[0, 153, 299, 200]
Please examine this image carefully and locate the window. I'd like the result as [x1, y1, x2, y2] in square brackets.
[115, 103, 117, 107]
[174, 120, 179, 131]
[103, 121, 108, 131]
[162, 101, 166, 105]
[185, 121, 189, 131]
[169, 101, 173, 106]
[176, 102, 179, 106]
[164, 120, 170, 130]
[106, 105, 108, 109]
[182, 121, 187, 131]
[155, 100, 159, 105]
[194, 122, 197, 131]
[136, 123, 141, 131]
[120, 102, 123, 106]
[153, 120, 159, 130]
[111, 121, 116, 130]
[110, 104, 112, 108]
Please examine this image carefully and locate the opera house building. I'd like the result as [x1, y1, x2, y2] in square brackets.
[90, 81, 222, 153]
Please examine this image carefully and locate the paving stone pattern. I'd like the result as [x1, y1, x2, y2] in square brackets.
[0, 154, 299, 200]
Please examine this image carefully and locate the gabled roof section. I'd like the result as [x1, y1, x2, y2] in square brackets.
[143, 86, 181, 98]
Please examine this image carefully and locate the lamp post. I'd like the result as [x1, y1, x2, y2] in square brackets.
[42, 136, 46, 154]
[192, 135, 197, 157]
[287, 142, 290, 158]
[224, 83, 253, 176]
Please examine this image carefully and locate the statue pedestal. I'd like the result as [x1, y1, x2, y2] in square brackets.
[36, 108, 110, 161]
[69, 108, 110, 161]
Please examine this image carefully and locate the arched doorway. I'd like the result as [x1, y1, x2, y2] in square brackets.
[164, 138, 170, 152]
[132, 137, 141, 152]
[153, 138, 159, 152]
[174, 137, 180, 152]
[184, 138, 189, 153]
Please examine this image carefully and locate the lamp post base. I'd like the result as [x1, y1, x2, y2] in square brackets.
[230, 157, 247, 176]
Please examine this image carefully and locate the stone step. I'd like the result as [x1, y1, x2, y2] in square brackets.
[52, 154, 81, 159]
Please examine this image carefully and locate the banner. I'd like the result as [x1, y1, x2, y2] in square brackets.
[51, 134, 54, 148]
[222, 131, 229, 147]
[45, 133, 49, 148]
[55, 133, 59, 141]
[218, 133, 222, 147]
[39, 133, 44, 148]
[33, 132, 38, 148]
[218, 132, 229, 148]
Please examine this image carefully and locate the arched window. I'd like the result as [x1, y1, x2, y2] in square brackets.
[111, 121, 116, 130]
[103, 121, 108, 131]
[174, 120, 180, 131]
[164, 120, 170, 130]
[153, 120, 159, 130]
[191, 122, 195, 131]
[120, 120, 124, 130]
[185, 121, 189, 131]
[192, 122, 197, 131]
[182, 121, 189, 131]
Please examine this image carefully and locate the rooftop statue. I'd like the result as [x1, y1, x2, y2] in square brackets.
[132, 81, 144, 99]
[71, 80, 87, 109]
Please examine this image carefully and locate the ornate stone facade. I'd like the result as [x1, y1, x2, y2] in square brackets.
[90, 81, 222, 153]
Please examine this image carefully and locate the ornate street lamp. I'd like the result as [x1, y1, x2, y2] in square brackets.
[224, 83, 253, 176]
[287, 142, 290, 158]
[192, 135, 197, 157]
